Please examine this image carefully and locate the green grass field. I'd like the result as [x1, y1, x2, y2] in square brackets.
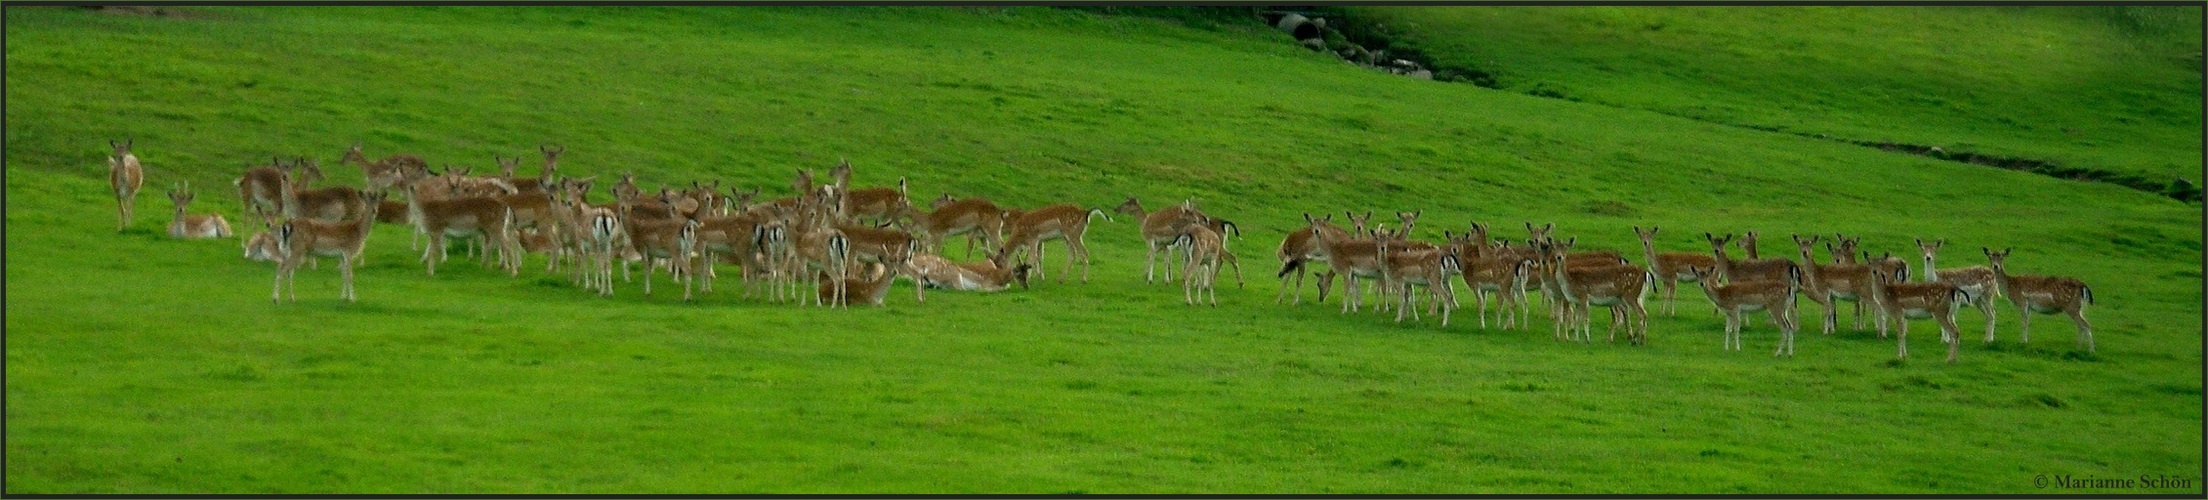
[1345, 6, 2204, 185]
[5, 6, 2200, 494]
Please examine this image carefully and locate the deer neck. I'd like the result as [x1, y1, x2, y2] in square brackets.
[1920, 254, 1939, 281]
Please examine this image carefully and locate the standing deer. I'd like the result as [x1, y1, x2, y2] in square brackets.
[108, 139, 144, 231]
[1983, 248, 2095, 353]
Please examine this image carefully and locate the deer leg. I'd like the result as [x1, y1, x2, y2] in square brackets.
[2068, 307, 2091, 353]
[1979, 299, 1997, 344]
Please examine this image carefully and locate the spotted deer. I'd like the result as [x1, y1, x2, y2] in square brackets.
[1545, 249, 1652, 344]
[1792, 234, 1876, 335]
[1685, 266, 1801, 357]
[1870, 269, 1970, 363]
[1633, 226, 1718, 317]
[907, 252, 1032, 293]
[1116, 197, 1209, 283]
[1174, 223, 1226, 306]
[1306, 215, 1387, 314]
[996, 204, 1112, 284]
[1275, 211, 1364, 305]
[341, 142, 429, 191]
[903, 196, 1008, 259]
[106, 140, 145, 231]
[403, 176, 519, 276]
[1915, 238, 2000, 342]
[272, 190, 385, 302]
[1984, 248, 2094, 353]
[1376, 238, 1462, 326]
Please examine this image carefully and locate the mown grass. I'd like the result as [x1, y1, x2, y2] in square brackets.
[5, 6, 2200, 494]
[1342, 6, 2204, 184]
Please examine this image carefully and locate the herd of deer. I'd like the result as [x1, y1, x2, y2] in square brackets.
[105, 140, 2099, 363]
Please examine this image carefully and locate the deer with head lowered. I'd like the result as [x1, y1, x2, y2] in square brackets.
[272, 190, 386, 302]
[1983, 248, 2095, 353]
[107, 139, 145, 231]
[1915, 238, 2000, 343]
[1685, 265, 1801, 357]
[1869, 268, 1971, 363]
[164, 182, 234, 239]
[996, 204, 1112, 284]
[1633, 226, 1718, 317]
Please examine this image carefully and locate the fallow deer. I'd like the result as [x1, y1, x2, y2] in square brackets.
[341, 142, 429, 191]
[1870, 269, 1970, 363]
[1916, 238, 2000, 342]
[1984, 248, 2095, 352]
[108, 139, 144, 231]
[1275, 211, 1363, 305]
[997, 204, 1111, 284]
[1685, 266, 1801, 356]
[1116, 197, 1208, 283]
[1546, 252, 1652, 345]
[272, 190, 385, 302]
[1792, 234, 1876, 335]
[1175, 223, 1226, 306]
[1633, 226, 1718, 317]
[403, 176, 519, 276]
[165, 183, 233, 239]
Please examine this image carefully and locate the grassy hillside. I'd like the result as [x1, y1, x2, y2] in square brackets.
[1342, 6, 2204, 186]
[6, 6, 2200, 494]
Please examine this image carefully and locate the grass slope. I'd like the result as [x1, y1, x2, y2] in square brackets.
[5, 6, 2200, 494]
[1344, 6, 2204, 184]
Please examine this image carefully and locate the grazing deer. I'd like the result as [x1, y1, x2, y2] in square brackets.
[902, 196, 1007, 259]
[1117, 197, 1209, 283]
[1275, 212, 1363, 305]
[1685, 266, 1801, 356]
[1175, 223, 1226, 306]
[341, 142, 429, 190]
[1545, 251, 1652, 345]
[107, 139, 144, 231]
[164, 183, 234, 239]
[1792, 234, 1876, 335]
[403, 177, 519, 276]
[907, 252, 1033, 293]
[1984, 248, 2095, 352]
[272, 190, 385, 302]
[1633, 226, 1718, 317]
[1870, 269, 1970, 363]
[1915, 238, 2000, 342]
[997, 204, 1111, 284]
